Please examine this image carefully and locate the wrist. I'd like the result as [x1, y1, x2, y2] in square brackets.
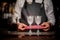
[47, 22, 52, 26]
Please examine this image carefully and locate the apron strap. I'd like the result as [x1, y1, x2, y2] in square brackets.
[41, 0, 44, 4]
[33, 0, 35, 3]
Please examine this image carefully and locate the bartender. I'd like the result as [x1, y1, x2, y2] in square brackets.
[12, 0, 55, 31]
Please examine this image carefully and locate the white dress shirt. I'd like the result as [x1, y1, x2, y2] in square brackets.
[12, 0, 55, 26]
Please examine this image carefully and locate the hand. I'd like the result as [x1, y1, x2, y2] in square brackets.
[41, 22, 51, 31]
[17, 23, 27, 30]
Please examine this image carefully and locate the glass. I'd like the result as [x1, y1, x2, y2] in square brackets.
[27, 16, 34, 35]
[35, 16, 42, 35]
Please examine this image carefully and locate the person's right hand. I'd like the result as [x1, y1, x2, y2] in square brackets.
[17, 23, 27, 30]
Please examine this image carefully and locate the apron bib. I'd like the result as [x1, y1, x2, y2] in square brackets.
[20, 0, 47, 26]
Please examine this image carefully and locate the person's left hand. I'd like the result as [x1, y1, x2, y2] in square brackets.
[41, 22, 51, 31]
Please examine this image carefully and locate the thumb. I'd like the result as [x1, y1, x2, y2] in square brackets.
[41, 22, 45, 26]
[16, 22, 20, 25]
[22, 23, 27, 27]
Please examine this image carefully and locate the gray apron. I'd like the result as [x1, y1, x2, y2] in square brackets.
[20, 0, 47, 26]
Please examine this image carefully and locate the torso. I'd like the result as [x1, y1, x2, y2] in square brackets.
[20, 0, 47, 25]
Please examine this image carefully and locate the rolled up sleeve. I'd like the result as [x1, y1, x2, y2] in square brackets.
[12, 0, 25, 23]
[44, 0, 55, 26]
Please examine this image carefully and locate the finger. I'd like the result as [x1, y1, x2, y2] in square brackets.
[18, 26, 25, 30]
[22, 23, 27, 27]
[41, 22, 46, 26]
[40, 25, 49, 29]
[43, 29, 49, 31]
[40, 25, 48, 29]
[41, 23, 50, 29]
[21, 28, 25, 30]
[43, 28, 50, 31]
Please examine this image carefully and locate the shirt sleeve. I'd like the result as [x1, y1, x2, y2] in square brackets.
[12, 0, 25, 23]
[44, 0, 55, 26]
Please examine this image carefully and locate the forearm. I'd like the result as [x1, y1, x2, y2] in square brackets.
[12, 0, 25, 24]
[46, 7, 55, 26]
[45, 0, 55, 26]
[12, 1, 21, 24]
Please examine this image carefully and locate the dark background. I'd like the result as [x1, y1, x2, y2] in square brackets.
[0, 0, 60, 39]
